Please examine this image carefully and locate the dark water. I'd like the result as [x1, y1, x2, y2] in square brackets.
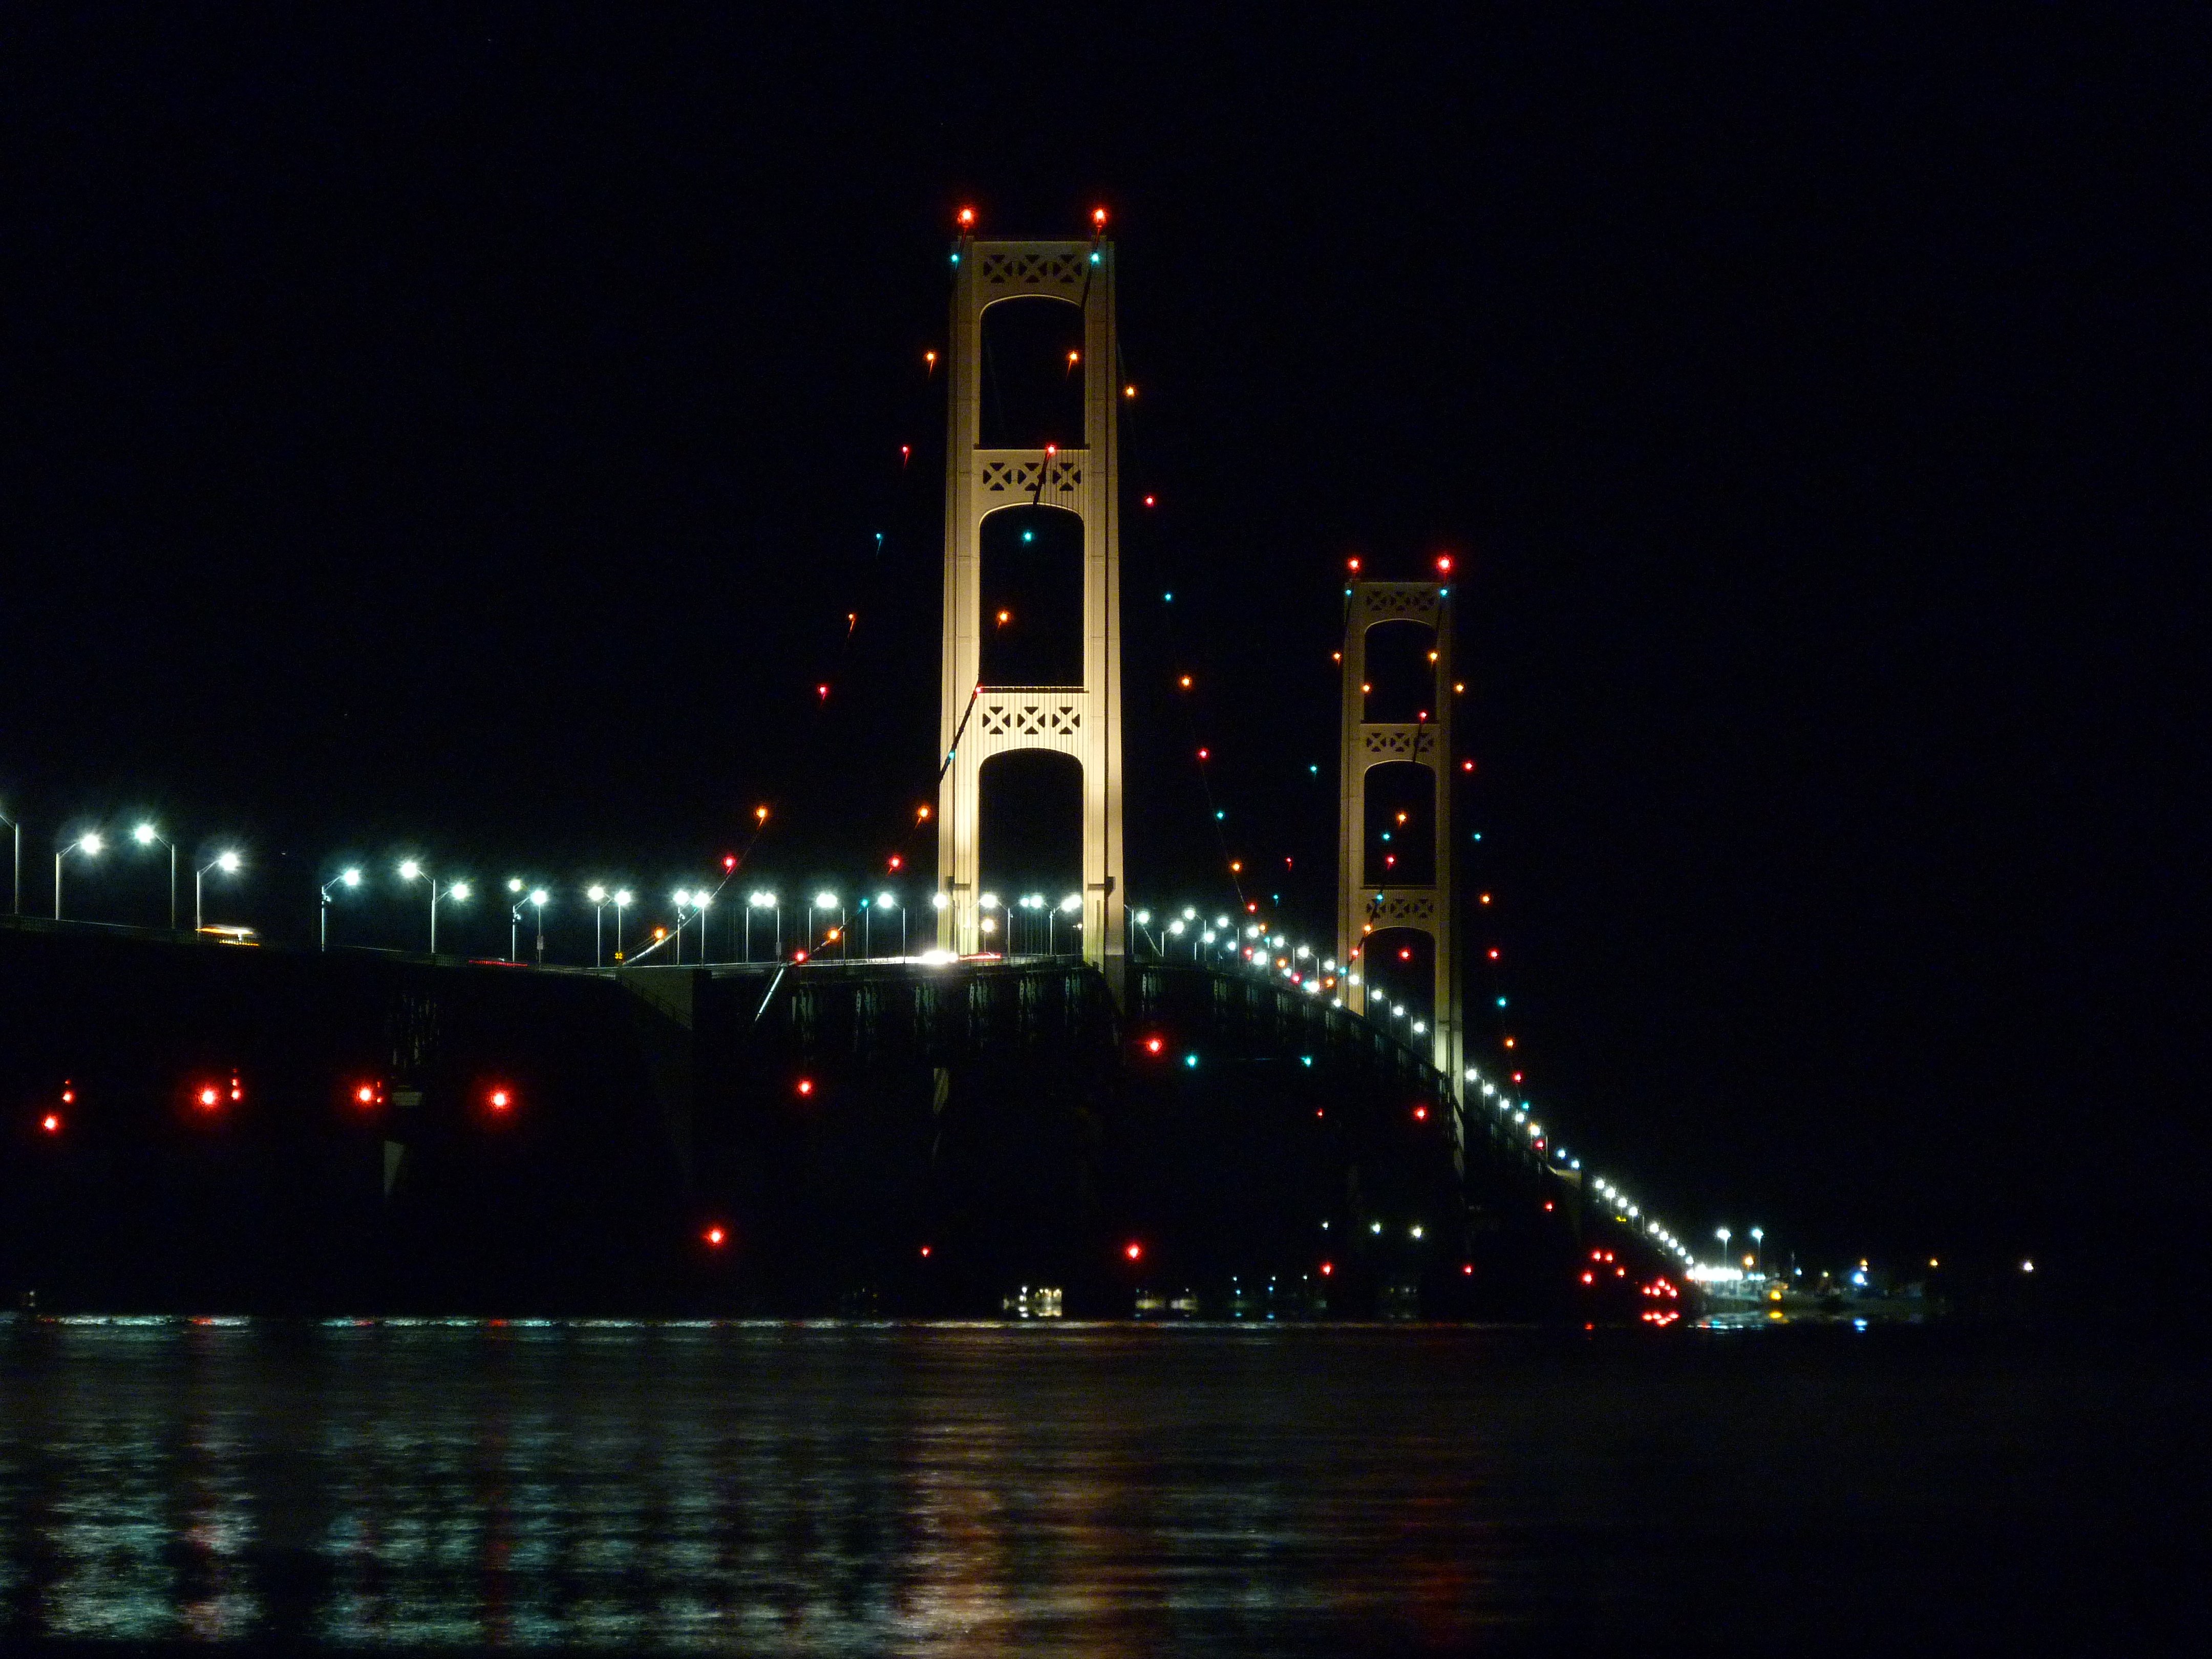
[0, 1317, 2188, 1654]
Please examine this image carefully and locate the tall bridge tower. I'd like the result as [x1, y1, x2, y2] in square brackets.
[1336, 578, 1462, 1091]
[935, 219, 1126, 992]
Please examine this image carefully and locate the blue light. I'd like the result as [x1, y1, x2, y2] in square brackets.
[1214, 811, 1224, 821]
[1184, 1053, 1199, 1068]
[1090, 251, 1101, 265]
[1309, 764, 1320, 775]
[1022, 529, 1034, 543]
[1301, 1056, 1313, 1067]
[1496, 996, 1507, 1008]
[950, 253, 961, 265]
[1163, 591, 1174, 603]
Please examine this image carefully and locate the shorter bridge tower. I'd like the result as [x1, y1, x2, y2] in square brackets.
[1336, 578, 1462, 1092]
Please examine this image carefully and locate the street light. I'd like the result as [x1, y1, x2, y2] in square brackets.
[809, 890, 839, 959]
[1054, 892, 1080, 955]
[690, 888, 711, 962]
[530, 887, 549, 964]
[747, 889, 779, 960]
[878, 890, 903, 955]
[672, 889, 693, 964]
[1715, 1226, 1732, 1265]
[0, 800, 18, 916]
[613, 888, 632, 959]
[1749, 1226, 1764, 1273]
[133, 823, 178, 930]
[320, 866, 363, 950]
[53, 831, 102, 919]
[195, 850, 242, 933]
[399, 860, 469, 953]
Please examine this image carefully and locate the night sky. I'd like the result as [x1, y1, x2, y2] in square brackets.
[4, 9, 2199, 1282]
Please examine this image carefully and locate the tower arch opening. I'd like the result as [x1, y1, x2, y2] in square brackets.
[979, 295, 1086, 451]
[979, 504, 1084, 687]
[1363, 761, 1437, 886]
[977, 750, 1084, 953]
[1362, 620, 1438, 724]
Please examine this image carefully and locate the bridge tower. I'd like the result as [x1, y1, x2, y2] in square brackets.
[1336, 579, 1462, 1092]
[935, 219, 1125, 993]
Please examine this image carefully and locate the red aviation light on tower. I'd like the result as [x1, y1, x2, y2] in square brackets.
[1091, 205, 1109, 231]
[1435, 554, 1454, 575]
[955, 205, 976, 231]
[486, 1086, 514, 1114]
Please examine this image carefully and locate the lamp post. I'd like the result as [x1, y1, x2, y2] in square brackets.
[399, 860, 469, 953]
[613, 888, 632, 960]
[1715, 1226, 1732, 1268]
[877, 890, 903, 955]
[1018, 893, 1043, 955]
[690, 889, 711, 963]
[530, 887, 549, 964]
[195, 850, 242, 933]
[0, 801, 18, 916]
[319, 867, 363, 950]
[672, 890, 692, 965]
[1749, 1226, 1764, 1275]
[53, 831, 102, 919]
[507, 879, 528, 961]
[860, 895, 873, 958]
[810, 891, 839, 960]
[132, 823, 177, 930]
[931, 889, 949, 951]
[588, 885, 612, 967]
[747, 890, 777, 961]
[1133, 908, 1153, 959]
[1055, 893, 1080, 956]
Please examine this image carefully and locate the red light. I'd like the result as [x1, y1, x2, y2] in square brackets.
[1196, 748, 1209, 761]
[888, 855, 903, 871]
[1511, 1072, 1523, 1084]
[1091, 206, 1109, 228]
[40, 1114, 60, 1134]
[1435, 555, 1453, 573]
[1124, 1242, 1142, 1262]
[724, 856, 737, 870]
[956, 205, 976, 228]
[488, 1088, 512, 1112]
[1487, 948, 1499, 960]
[704, 1225, 726, 1247]
[1462, 1264, 1474, 1275]
[796, 1078, 814, 1096]
[1320, 1261, 1333, 1275]
[196, 1086, 220, 1110]
[1398, 947, 1411, 961]
[817, 683, 830, 700]
[1045, 443, 1056, 457]
[354, 1083, 375, 1105]
[1142, 495, 1156, 507]
[60, 1087, 74, 1104]
[1347, 557, 1362, 572]
[920, 1244, 932, 1258]
[1462, 759, 1475, 772]
[793, 949, 808, 962]
[1144, 1035, 1164, 1054]
[1581, 1271, 1594, 1285]
[1413, 1105, 1428, 1121]
[1543, 1201, 1554, 1212]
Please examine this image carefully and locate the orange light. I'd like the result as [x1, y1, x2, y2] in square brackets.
[1091, 206, 1109, 228]
[917, 804, 931, 820]
[825, 928, 840, 942]
[1332, 650, 1343, 662]
[1123, 384, 1137, 398]
[996, 609, 1011, 626]
[1360, 683, 1372, 694]
[796, 1078, 814, 1096]
[1178, 674, 1192, 689]
[1479, 892, 1492, 904]
[1124, 1241, 1142, 1262]
[1067, 349, 1080, 366]
[1228, 860, 1242, 874]
[1397, 811, 1408, 824]
[488, 1088, 512, 1112]
[1503, 1037, 1516, 1049]
[756, 805, 771, 823]
[40, 1114, 60, 1134]
[654, 927, 667, 940]
[1454, 683, 1465, 694]
[924, 350, 938, 369]
[956, 205, 976, 228]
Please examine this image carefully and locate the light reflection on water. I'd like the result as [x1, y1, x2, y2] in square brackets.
[0, 1317, 2167, 1652]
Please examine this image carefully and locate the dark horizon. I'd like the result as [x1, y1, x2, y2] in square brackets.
[3, 10, 2198, 1286]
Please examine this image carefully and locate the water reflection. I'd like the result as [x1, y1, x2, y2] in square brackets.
[0, 1316, 2166, 1651]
